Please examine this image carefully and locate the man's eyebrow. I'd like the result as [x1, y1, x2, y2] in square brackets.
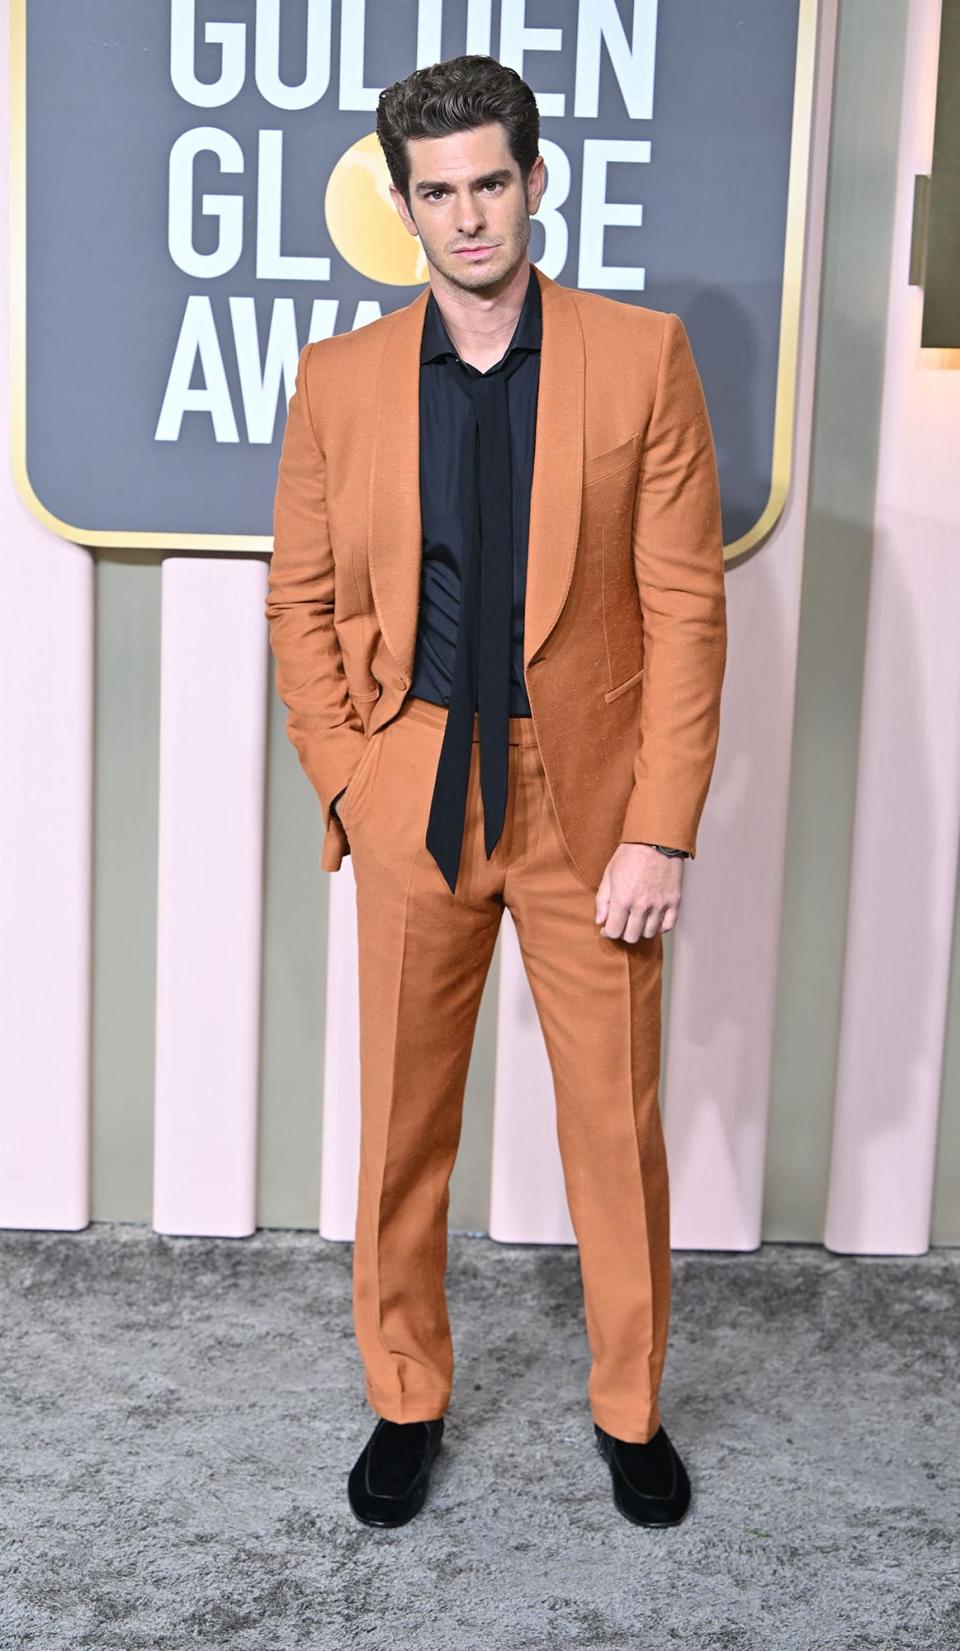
[413, 169, 513, 195]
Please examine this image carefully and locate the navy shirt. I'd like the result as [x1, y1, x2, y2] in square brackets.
[409, 263, 542, 717]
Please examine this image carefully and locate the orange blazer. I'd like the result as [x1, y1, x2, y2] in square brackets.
[267, 263, 727, 890]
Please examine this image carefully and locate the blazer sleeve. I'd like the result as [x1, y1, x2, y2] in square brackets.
[619, 311, 728, 858]
[266, 342, 367, 834]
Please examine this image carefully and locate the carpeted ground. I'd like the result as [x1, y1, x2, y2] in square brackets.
[0, 1225, 956, 1650]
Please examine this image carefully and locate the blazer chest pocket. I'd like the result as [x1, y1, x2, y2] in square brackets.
[583, 432, 640, 489]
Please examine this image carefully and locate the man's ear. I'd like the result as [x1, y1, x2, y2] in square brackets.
[389, 184, 419, 238]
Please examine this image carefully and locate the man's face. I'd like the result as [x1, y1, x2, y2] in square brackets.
[390, 121, 544, 293]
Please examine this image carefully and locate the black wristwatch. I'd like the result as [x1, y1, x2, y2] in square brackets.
[650, 843, 688, 858]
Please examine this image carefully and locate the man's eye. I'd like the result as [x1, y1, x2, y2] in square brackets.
[425, 182, 503, 201]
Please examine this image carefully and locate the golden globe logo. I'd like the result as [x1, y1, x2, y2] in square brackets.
[325, 133, 429, 287]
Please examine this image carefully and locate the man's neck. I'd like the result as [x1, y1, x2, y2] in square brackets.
[429, 258, 531, 373]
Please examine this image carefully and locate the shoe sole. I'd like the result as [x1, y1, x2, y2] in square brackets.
[349, 1490, 429, 1528]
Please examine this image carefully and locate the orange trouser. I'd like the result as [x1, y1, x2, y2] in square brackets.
[339, 692, 670, 1445]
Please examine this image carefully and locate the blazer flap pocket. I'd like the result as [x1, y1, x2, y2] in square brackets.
[603, 665, 645, 703]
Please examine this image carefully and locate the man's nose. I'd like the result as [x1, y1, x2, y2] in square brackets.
[455, 195, 485, 234]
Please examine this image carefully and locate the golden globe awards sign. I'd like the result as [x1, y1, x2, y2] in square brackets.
[10, 0, 816, 555]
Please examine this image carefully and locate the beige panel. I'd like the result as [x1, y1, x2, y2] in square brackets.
[764, 0, 909, 1240]
[448, 938, 501, 1232]
[932, 861, 960, 1245]
[91, 553, 162, 1223]
[257, 661, 329, 1229]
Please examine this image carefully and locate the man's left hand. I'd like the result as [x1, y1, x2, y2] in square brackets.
[595, 843, 685, 941]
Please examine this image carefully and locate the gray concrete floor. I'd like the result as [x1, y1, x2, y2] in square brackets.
[0, 1225, 956, 1650]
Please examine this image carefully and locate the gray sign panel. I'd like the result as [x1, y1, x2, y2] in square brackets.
[11, 0, 816, 554]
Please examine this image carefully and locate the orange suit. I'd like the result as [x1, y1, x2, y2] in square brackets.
[267, 264, 727, 1442]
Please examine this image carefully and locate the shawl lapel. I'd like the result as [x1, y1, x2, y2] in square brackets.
[366, 263, 586, 682]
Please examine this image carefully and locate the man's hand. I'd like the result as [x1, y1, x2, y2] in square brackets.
[595, 843, 684, 941]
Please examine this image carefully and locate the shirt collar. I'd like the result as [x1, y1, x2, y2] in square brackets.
[420, 262, 542, 365]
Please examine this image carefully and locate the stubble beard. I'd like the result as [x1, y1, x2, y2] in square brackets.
[418, 213, 532, 297]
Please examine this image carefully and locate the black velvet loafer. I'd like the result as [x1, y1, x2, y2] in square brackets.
[594, 1422, 691, 1526]
[347, 1416, 445, 1527]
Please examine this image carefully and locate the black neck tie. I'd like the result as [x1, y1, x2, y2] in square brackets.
[425, 348, 527, 894]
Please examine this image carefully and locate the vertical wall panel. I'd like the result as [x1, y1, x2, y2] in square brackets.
[257, 673, 328, 1230]
[0, 524, 93, 1230]
[826, 0, 960, 1256]
[447, 946, 500, 1234]
[319, 864, 361, 1241]
[91, 554, 162, 1223]
[0, 15, 93, 1230]
[931, 859, 960, 1246]
[153, 558, 268, 1237]
[766, 0, 910, 1243]
[664, 0, 836, 1248]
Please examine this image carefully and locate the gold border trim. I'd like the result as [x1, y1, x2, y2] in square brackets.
[9, 0, 820, 559]
[723, 0, 819, 564]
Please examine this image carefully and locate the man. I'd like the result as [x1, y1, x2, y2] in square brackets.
[267, 54, 727, 1531]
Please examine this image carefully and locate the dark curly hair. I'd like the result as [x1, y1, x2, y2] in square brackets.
[375, 54, 541, 210]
